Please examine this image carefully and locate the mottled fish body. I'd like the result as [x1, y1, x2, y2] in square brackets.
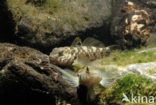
[50, 46, 110, 66]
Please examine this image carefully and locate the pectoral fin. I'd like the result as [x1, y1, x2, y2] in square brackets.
[99, 78, 115, 87]
[62, 74, 79, 87]
[107, 45, 121, 51]
[71, 37, 82, 46]
[57, 67, 79, 87]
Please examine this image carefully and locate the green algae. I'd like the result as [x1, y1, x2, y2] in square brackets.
[97, 74, 156, 105]
[7, 0, 112, 37]
[100, 46, 156, 66]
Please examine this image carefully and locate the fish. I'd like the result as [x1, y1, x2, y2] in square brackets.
[57, 63, 123, 88]
[49, 37, 121, 87]
[49, 37, 118, 66]
[49, 46, 111, 66]
[58, 61, 156, 88]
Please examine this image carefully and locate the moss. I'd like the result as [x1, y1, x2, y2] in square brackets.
[7, 0, 112, 39]
[26, 0, 46, 6]
[97, 74, 156, 105]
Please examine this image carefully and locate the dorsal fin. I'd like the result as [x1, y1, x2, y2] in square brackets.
[71, 37, 82, 46]
[82, 37, 104, 47]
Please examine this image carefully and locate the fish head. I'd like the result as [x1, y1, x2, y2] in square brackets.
[77, 66, 102, 87]
[49, 47, 75, 66]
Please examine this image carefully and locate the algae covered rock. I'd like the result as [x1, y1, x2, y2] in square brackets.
[6, 0, 112, 52]
[1, 0, 155, 52]
[111, 0, 155, 49]
[139, 0, 156, 8]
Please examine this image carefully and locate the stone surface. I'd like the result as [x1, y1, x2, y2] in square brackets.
[0, 43, 78, 105]
[5, 0, 112, 53]
[111, 0, 155, 49]
[1, 0, 155, 53]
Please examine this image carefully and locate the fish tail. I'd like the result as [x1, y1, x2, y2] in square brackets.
[107, 45, 121, 51]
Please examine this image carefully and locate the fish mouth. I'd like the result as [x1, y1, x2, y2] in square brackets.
[79, 73, 102, 86]
[79, 73, 101, 80]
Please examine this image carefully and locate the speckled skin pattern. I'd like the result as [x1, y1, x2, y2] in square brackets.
[122, 1, 153, 46]
[49, 46, 110, 66]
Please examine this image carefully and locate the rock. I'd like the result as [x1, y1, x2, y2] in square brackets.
[111, 0, 155, 49]
[0, 43, 78, 105]
[0, 0, 15, 42]
[146, 32, 156, 45]
[139, 0, 156, 8]
[126, 62, 156, 81]
[5, 0, 112, 53]
[137, 47, 156, 53]
[1, 0, 155, 52]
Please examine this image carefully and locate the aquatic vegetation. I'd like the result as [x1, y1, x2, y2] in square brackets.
[100, 46, 156, 66]
[3, 0, 156, 104]
[51, 41, 156, 104]
[97, 74, 156, 105]
[69, 45, 156, 72]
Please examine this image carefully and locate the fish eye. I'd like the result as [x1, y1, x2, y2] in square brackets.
[86, 67, 90, 74]
[77, 41, 82, 46]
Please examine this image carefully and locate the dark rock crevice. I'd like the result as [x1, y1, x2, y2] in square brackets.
[3, 0, 113, 54]
[0, 0, 16, 42]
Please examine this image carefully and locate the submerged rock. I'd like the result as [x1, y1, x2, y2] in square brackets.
[5, 0, 112, 53]
[111, 0, 155, 49]
[0, 0, 155, 52]
[126, 62, 156, 81]
[0, 43, 78, 105]
[137, 47, 156, 53]
[139, 0, 156, 8]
